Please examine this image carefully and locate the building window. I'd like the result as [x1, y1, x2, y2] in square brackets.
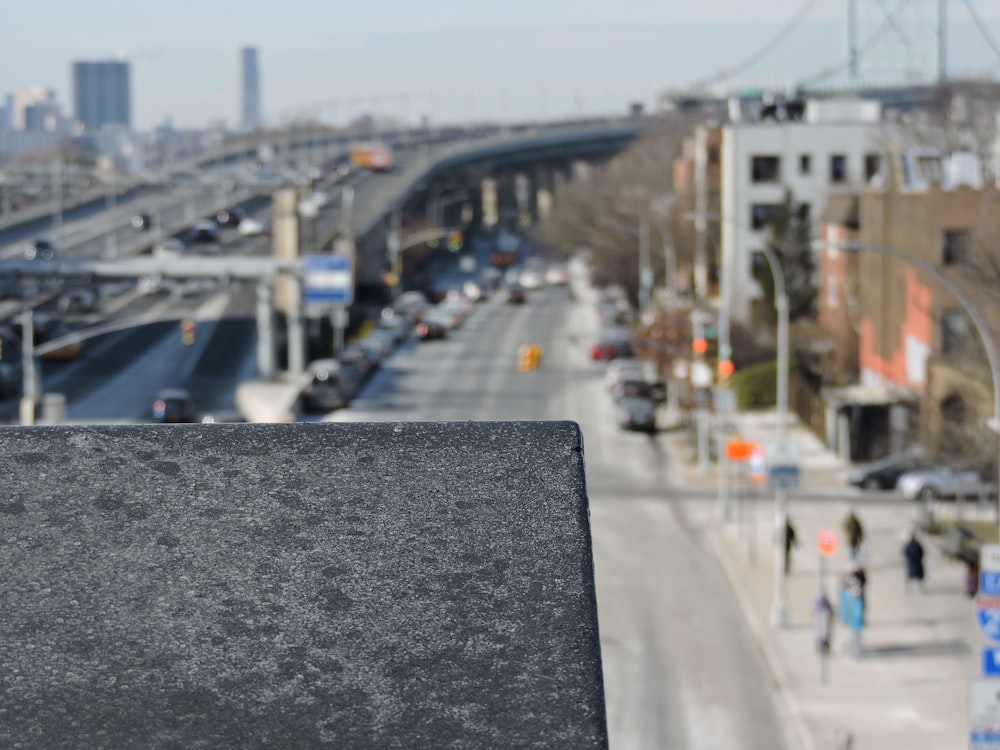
[864, 153, 881, 181]
[799, 154, 811, 175]
[942, 229, 970, 265]
[830, 154, 847, 183]
[941, 310, 969, 354]
[750, 203, 780, 230]
[751, 156, 781, 183]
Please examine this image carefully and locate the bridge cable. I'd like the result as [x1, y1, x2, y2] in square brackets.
[795, 0, 916, 89]
[689, 0, 824, 90]
[962, 0, 1000, 65]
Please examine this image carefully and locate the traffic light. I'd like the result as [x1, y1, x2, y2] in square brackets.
[718, 359, 734, 382]
[181, 318, 196, 347]
[447, 229, 463, 252]
[692, 338, 708, 356]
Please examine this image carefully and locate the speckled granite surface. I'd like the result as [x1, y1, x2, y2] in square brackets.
[0, 421, 606, 749]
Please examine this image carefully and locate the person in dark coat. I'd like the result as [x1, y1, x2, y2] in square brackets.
[903, 532, 925, 592]
[783, 517, 798, 575]
[843, 509, 864, 561]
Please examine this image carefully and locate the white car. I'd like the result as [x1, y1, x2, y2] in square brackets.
[153, 239, 185, 259]
[238, 217, 267, 236]
[897, 466, 996, 501]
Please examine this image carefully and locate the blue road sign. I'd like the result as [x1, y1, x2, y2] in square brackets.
[304, 255, 353, 306]
[984, 648, 1000, 676]
[769, 464, 800, 490]
[983, 572, 1000, 596]
[976, 596, 1000, 643]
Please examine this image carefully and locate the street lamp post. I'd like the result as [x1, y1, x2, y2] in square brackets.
[756, 246, 790, 627]
[822, 239, 1000, 539]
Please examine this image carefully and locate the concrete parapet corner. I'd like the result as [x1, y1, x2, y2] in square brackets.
[0, 421, 608, 748]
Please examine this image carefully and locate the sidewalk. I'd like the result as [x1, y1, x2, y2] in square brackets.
[664, 411, 983, 749]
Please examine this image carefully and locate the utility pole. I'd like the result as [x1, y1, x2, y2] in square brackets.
[639, 212, 651, 319]
[694, 125, 709, 301]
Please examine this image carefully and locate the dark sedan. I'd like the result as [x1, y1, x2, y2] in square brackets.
[849, 449, 933, 490]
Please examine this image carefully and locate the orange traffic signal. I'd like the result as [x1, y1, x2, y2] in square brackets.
[718, 359, 734, 378]
[181, 318, 196, 346]
[692, 338, 708, 355]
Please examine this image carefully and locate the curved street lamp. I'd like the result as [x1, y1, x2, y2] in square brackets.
[755, 246, 791, 627]
[818, 238, 1000, 540]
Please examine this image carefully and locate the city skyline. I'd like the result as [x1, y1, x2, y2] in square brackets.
[3, 0, 1000, 131]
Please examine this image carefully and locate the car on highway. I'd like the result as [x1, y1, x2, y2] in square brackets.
[131, 212, 154, 231]
[504, 283, 527, 304]
[848, 449, 933, 491]
[237, 216, 269, 237]
[153, 238, 186, 259]
[25, 237, 57, 261]
[545, 263, 571, 286]
[616, 396, 658, 434]
[188, 221, 220, 245]
[58, 288, 98, 315]
[152, 388, 198, 423]
[897, 465, 997, 501]
[37, 320, 84, 362]
[215, 209, 245, 228]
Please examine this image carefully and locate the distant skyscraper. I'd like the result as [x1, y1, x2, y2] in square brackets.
[241, 47, 261, 131]
[73, 60, 131, 132]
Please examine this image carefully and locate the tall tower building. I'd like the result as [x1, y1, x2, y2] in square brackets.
[241, 47, 261, 131]
[72, 60, 131, 132]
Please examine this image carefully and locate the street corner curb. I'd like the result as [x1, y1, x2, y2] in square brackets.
[704, 520, 818, 750]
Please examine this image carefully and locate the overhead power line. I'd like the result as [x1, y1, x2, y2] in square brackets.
[963, 0, 1000, 64]
[690, 0, 824, 90]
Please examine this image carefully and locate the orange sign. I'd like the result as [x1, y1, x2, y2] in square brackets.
[818, 529, 838, 557]
[726, 440, 756, 461]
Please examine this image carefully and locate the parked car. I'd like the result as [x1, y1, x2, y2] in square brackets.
[849, 449, 933, 491]
[415, 315, 448, 341]
[302, 359, 348, 413]
[591, 328, 633, 361]
[605, 358, 645, 392]
[152, 388, 197, 423]
[897, 465, 997, 501]
[617, 396, 658, 434]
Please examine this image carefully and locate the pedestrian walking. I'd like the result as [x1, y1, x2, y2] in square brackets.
[840, 563, 867, 657]
[965, 556, 980, 598]
[843, 509, 865, 561]
[783, 517, 798, 575]
[902, 531, 925, 592]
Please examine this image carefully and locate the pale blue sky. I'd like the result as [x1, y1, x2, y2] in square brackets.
[4, 0, 999, 130]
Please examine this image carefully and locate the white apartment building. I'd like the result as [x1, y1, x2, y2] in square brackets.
[719, 99, 889, 327]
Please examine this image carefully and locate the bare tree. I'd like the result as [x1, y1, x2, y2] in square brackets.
[538, 116, 697, 304]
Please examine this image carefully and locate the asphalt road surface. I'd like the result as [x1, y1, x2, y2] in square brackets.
[334, 284, 798, 750]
